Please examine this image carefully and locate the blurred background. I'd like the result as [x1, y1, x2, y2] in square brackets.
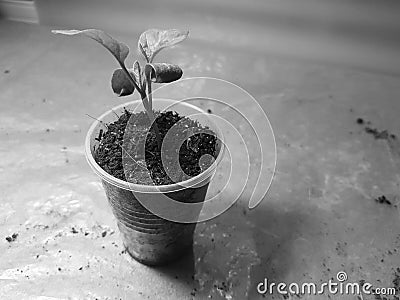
[1, 0, 400, 75]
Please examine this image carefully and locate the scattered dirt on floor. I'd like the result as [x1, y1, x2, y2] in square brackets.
[375, 195, 392, 206]
[5, 233, 18, 242]
[335, 241, 347, 257]
[355, 117, 397, 141]
[365, 127, 396, 140]
[392, 268, 400, 298]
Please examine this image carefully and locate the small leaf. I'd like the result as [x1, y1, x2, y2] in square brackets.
[144, 63, 183, 83]
[138, 43, 149, 63]
[138, 29, 188, 62]
[132, 60, 142, 86]
[111, 69, 135, 96]
[52, 29, 129, 64]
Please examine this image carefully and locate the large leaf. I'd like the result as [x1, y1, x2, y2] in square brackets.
[111, 69, 135, 96]
[144, 63, 183, 83]
[52, 29, 129, 65]
[138, 29, 188, 62]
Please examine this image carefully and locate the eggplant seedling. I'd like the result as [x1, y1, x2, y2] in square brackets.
[52, 28, 189, 146]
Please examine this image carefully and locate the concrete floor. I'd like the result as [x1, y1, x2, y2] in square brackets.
[1, 20, 400, 299]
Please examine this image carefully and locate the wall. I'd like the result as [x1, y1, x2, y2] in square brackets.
[18, 0, 400, 75]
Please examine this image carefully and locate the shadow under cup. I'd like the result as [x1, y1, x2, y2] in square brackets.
[85, 99, 224, 266]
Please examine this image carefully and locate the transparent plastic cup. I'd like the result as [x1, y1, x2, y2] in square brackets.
[85, 99, 224, 265]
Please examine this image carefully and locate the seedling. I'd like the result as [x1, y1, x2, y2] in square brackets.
[52, 28, 189, 146]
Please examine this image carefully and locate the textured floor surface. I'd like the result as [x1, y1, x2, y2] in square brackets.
[1, 20, 400, 299]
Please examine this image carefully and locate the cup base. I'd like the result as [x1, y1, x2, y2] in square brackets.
[118, 221, 196, 266]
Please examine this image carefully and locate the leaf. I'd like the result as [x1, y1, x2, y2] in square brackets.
[111, 69, 135, 96]
[132, 60, 142, 86]
[138, 29, 188, 62]
[52, 29, 129, 65]
[144, 63, 183, 83]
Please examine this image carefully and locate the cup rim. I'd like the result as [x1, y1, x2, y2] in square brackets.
[85, 98, 225, 193]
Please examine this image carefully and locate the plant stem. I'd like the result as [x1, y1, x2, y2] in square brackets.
[118, 62, 150, 114]
[144, 98, 161, 149]
[146, 73, 153, 113]
[143, 79, 162, 148]
[118, 62, 145, 98]
[118, 61, 161, 149]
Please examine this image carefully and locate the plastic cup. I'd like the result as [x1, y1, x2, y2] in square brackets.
[85, 99, 224, 265]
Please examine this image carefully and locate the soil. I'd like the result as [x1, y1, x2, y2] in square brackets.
[355, 117, 397, 140]
[356, 118, 364, 125]
[94, 109, 219, 185]
[375, 195, 392, 206]
[393, 267, 400, 296]
[5, 233, 18, 243]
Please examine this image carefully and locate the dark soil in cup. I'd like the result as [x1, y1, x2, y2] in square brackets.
[94, 109, 219, 185]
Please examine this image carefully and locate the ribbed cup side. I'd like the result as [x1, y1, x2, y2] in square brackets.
[101, 180, 208, 265]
